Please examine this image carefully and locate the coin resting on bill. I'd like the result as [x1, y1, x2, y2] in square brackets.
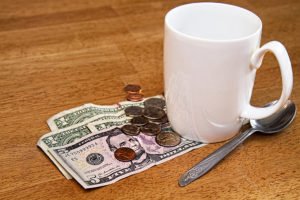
[156, 131, 181, 147]
[131, 116, 149, 126]
[144, 98, 166, 109]
[122, 96, 181, 147]
[149, 114, 169, 124]
[143, 106, 165, 120]
[114, 147, 136, 162]
[124, 106, 143, 117]
[121, 124, 140, 136]
[141, 123, 161, 136]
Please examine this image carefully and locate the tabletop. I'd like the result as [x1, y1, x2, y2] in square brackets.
[0, 0, 299, 199]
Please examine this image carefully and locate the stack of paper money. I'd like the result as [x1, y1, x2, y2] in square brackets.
[37, 95, 205, 189]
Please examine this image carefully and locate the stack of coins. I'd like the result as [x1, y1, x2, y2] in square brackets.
[122, 97, 181, 148]
[124, 84, 144, 102]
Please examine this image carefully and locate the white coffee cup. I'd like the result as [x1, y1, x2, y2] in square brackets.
[164, 3, 293, 143]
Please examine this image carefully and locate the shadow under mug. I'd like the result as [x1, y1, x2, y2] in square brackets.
[164, 3, 293, 143]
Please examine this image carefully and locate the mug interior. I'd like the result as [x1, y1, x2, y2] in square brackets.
[165, 3, 262, 41]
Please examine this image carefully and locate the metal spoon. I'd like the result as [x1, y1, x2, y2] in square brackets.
[179, 100, 297, 187]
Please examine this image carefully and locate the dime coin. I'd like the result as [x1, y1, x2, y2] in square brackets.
[114, 147, 136, 162]
[144, 98, 166, 109]
[131, 116, 148, 126]
[124, 84, 141, 93]
[121, 124, 140, 136]
[141, 123, 161, 136]
[143, 106, 165, 119]
[124, 106, 143, 117]
[149, 114, 169, 124]
[155, 131, 181, 147]
[127, 93, 144, 102]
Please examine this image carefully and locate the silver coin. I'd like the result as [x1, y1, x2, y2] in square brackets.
[155, 131, 181, 147]
[124, 106, 143, 117]
[143, 106, 165, 120]
[131, 116, 148, 126]
[121, 124, 140, 136]
[149, 114, 169, 124]
[144, 98, 166, 109]
[141, 123, 161, 136]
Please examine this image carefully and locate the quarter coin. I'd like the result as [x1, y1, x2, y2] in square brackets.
[155, 131, 181, 147]
[144, 98, 166, 109]
[131, 116, 148, 126]
[121, 124, 140, 136]
[124, 106, 143, 117]
[143, 106, 165, 119]
[149, 114, 169, 124]
[141, 123, 161, 136]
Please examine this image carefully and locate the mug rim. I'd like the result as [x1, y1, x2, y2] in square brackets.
[165, 2, 263, 43]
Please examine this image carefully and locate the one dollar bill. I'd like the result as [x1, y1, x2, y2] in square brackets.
[47, 96, 162, 131]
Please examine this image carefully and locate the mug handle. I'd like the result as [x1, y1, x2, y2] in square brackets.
[241, 41, 293, 119]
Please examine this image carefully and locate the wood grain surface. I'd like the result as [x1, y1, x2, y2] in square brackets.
[0, 0, 299, 199]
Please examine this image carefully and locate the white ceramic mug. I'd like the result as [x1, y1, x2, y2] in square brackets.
[164, 3, 293, 143]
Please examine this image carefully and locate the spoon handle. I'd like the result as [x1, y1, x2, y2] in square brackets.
[179, 128, 256, 187]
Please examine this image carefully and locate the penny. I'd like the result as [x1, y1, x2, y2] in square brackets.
[127, 93, 144, 102]
[143, 106, 165, 120]
[149, 114, 169, 124]
[155, 131, 181, 147]
[144, 98, 166, 109]
[141, 123, 161, 136]
[121, 124, 140, 136]
[131, 116, 148, 126]
[114, 147, 136, 162]
[124, 84, 141, 93]
[124, 106, 143, 117]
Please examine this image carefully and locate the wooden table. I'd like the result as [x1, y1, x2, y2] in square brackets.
[0, 0, 299, 199]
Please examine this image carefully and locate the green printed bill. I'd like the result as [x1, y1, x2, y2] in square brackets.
[38, 95, 207, 186]
[47, 96, 163, 131]
[38, 114, 129, 179]
[49, 126, 205, 189]
[40, 98, 155, 179]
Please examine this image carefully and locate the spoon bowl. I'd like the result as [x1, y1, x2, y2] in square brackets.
[251, 100, 297, 134]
